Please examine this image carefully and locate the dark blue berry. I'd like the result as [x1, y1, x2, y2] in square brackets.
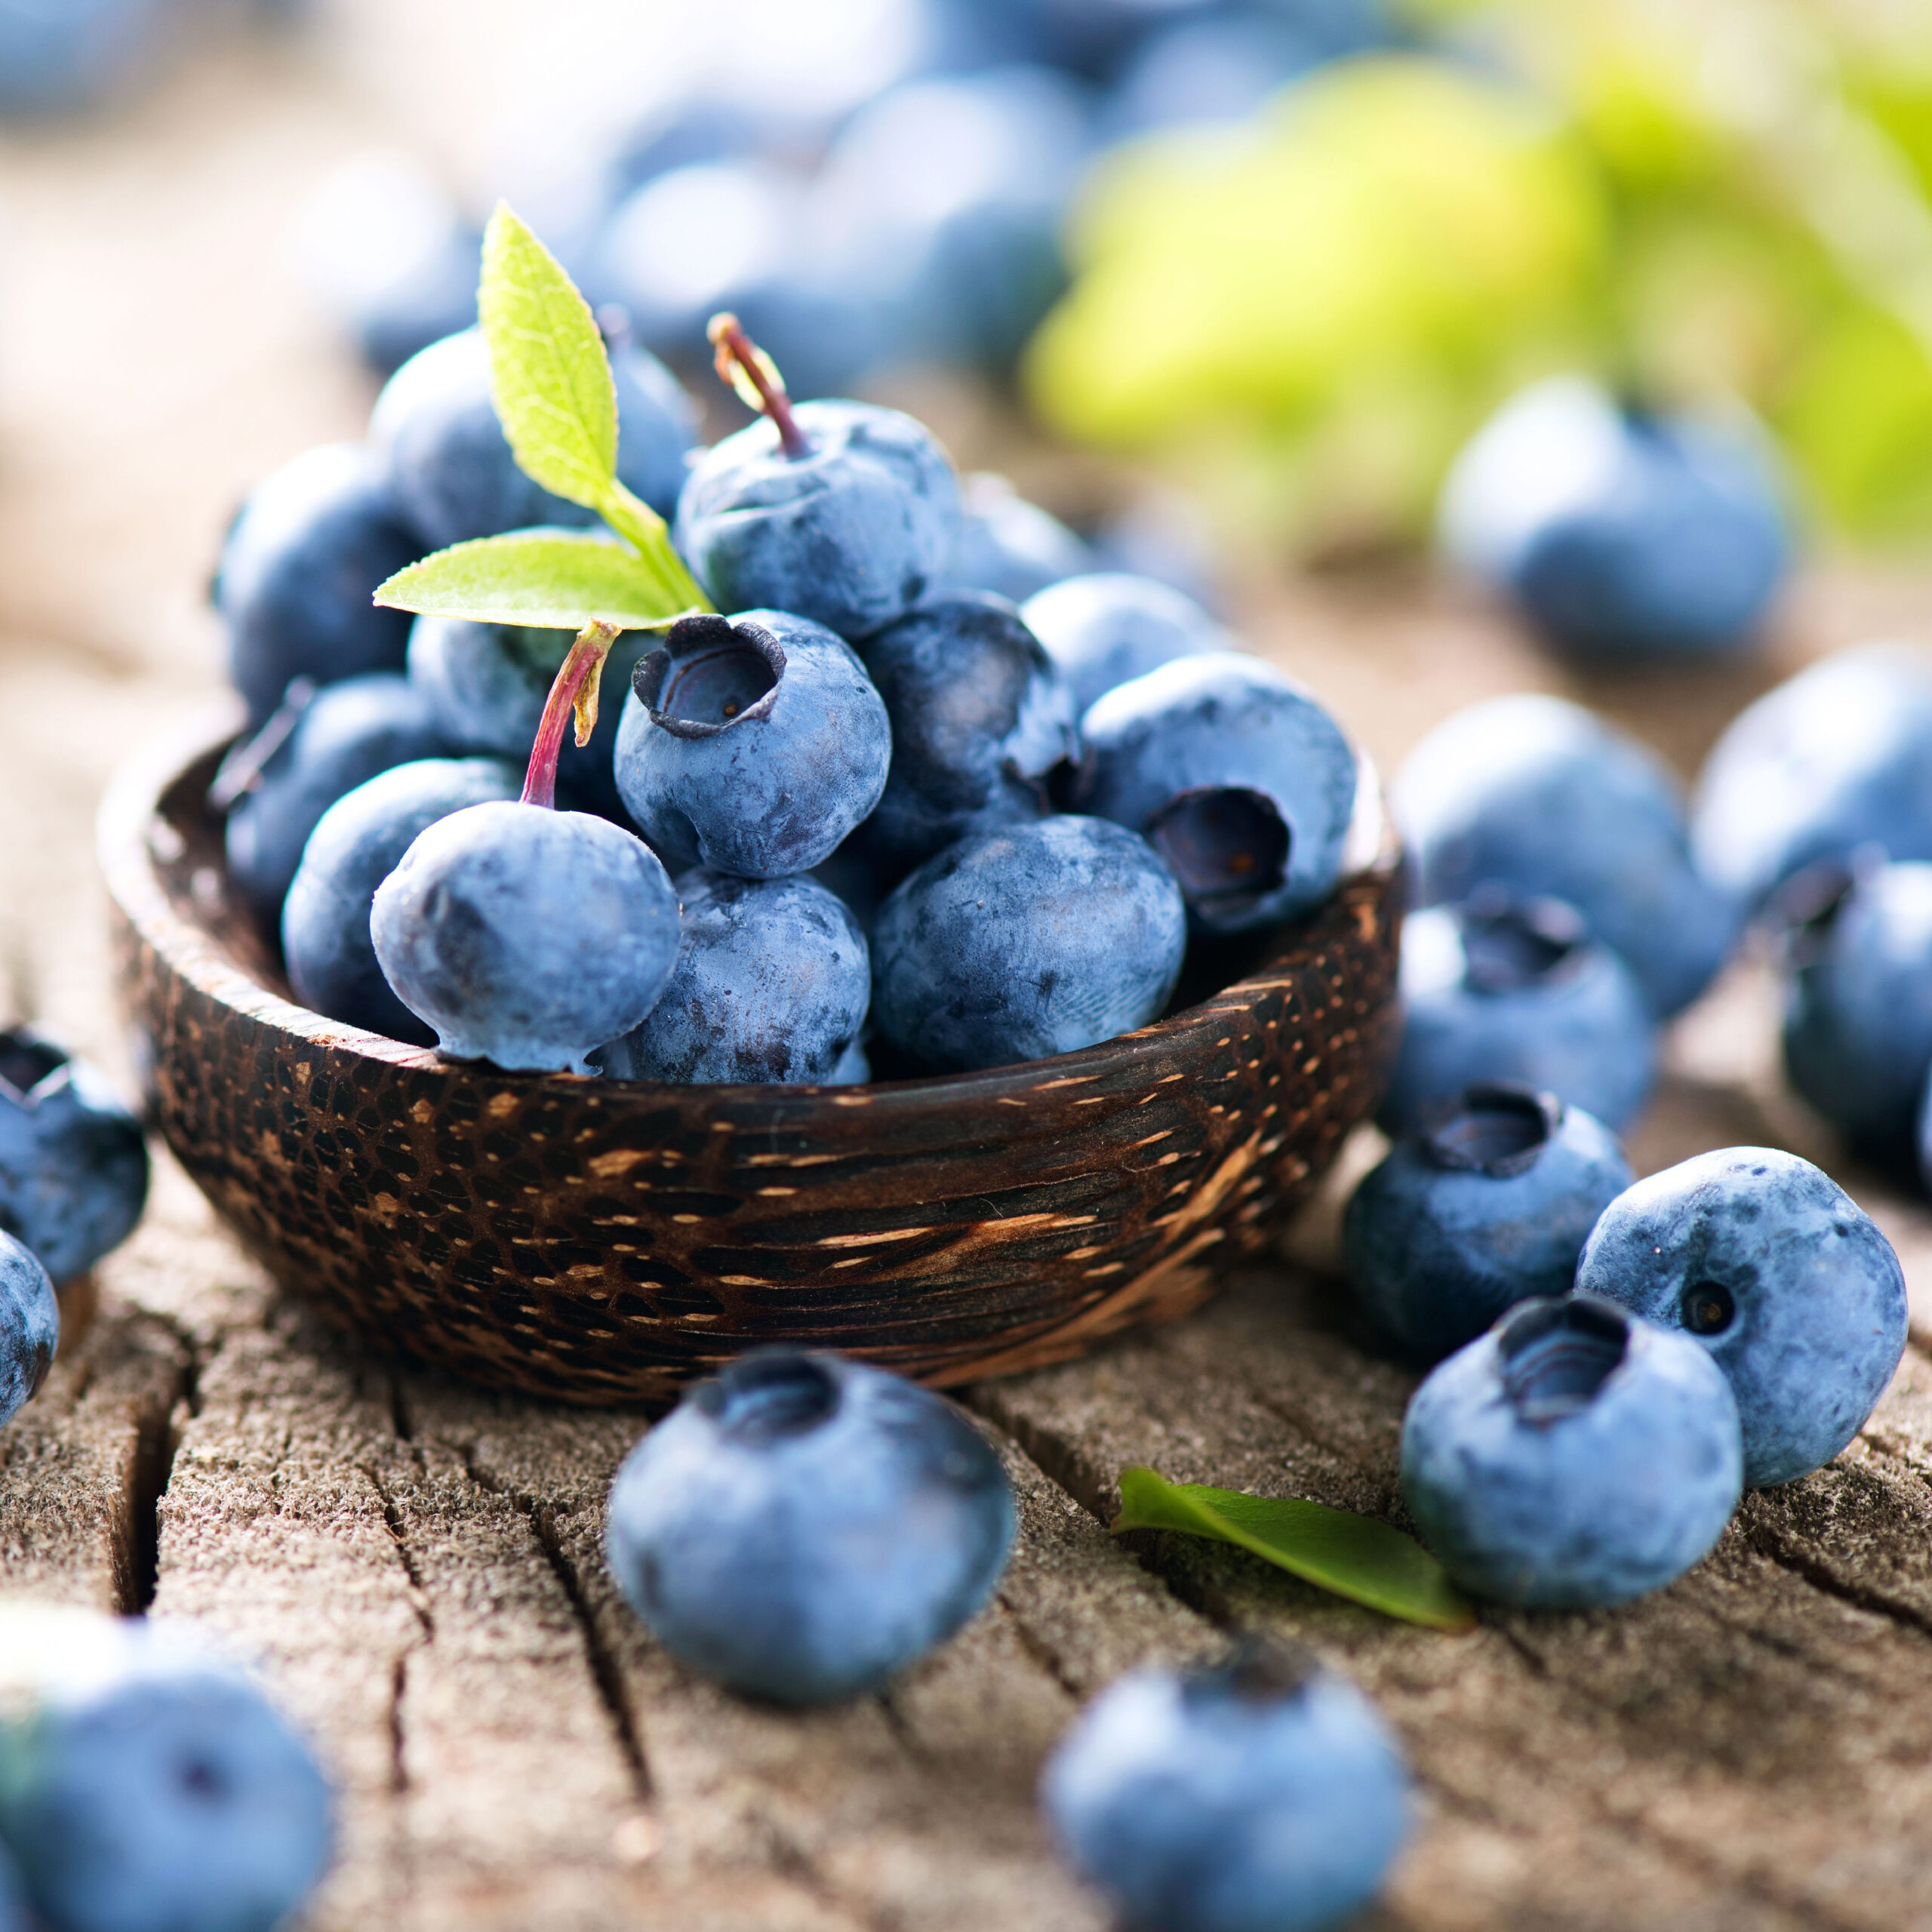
[1020, 571, 1228, 712]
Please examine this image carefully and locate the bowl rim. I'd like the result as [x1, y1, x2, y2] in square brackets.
[100, 700, 1402, 1115]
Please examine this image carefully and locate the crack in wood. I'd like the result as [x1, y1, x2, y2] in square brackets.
[116, 1326, 198, 1617]
[360, 1463, 434, 1638]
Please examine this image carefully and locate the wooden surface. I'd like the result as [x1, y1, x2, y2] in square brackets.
[12, 11, 1932, 1929]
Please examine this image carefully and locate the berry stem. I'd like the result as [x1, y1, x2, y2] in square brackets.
[708, 312, 810, 459]
[523, 621, 621, 810]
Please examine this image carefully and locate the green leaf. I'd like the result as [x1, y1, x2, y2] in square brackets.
[1112, 1467, 1476, 1632]
[478, 202, 619, 512]
[374, 532, 702, 631]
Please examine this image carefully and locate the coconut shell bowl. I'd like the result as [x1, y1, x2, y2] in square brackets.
[100, 709, 1404, 1408]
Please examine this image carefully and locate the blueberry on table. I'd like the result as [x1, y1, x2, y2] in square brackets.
[1401, 1295, 1743, 1609]
[1440, 375, 1791, 663]
[674, 319, 962, 640]
[1380, 892, 1657, 1137]
[1395, 692, 1735, 1017]
[599, 872, 870, 1084]
[215, 443, 423, 725]
[1078, 653, 1358, 935]
[0, 1233, 57, 1426]
[1020, 571, 1230, 712]
[371, 326, 697, 549]
[1692, 644, 1932, 912]
[872, 817, 1188, 1072]
[220, 672, 449, 919]
[943, 472, 1093, 605]
[1041, 1637, 1411, 1932]
[614, 611, 891, 878]
[860, 592, 1078, 870]
[0, 1617, 333, 1932]
[0, 1028, 147, 1285]
[1345, 1084, 1633, 1364]
[1577, 1148, 1907, 1489]
[407, 617, 651, 821]
[1780, 860, 1932, 1153]
[604, 1349, 1015, 1704]
[282, 756, 521, 1046]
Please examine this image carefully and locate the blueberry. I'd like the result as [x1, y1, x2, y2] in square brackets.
[1576, 1148, 1908, 1488]
[1778, 860, 1932, 1153]
[0, 1028, 148, 1284]
[0, 1233, 57, 1425]
[604, 89, 768, 200]
[614, 611, 891, 878]
[673, 400, 962, 641]
[1101, 9, 1351, 140]
[943, 472, 1093, 605]
[872, 817, 1186, 1072]
[860, 592, 1079, 871]
[1345, 1085, 1633, 1364]
[809, 66, 1091, 371]
[826, 1036, 872, 1085]
[604, 1349, 1015, 1704]
[0, 1618, 333, 1932]
[406, 617, 651, 820]
[1395, 693, 1735, 1017]
[281, 756, 522, 1046]
[370, 801, 681, 1074]
[0, 0, 160, 113]
[1380, 892, 1656, 1137]
[1401, 1295, 1743, 1608]
[1440, 376, 1792, 663]
[1692, 644, 1932, 912]
[1020, 571, 1231, 713]
[221, 673, 449, 919]
[371, 327, 697, 549]
[598, 872, 869, 1084]
[1041, 1637, 1410, 1932]
[1077, 653, 1357, 935]
[214, 444, 423, 724]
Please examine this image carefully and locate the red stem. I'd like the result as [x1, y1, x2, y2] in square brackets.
[522, 622, 620, 809]
[708, 312, 810, 460]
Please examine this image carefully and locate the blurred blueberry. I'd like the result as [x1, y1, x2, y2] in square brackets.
[1577, 1148, 1907, 1488]
[1779, 859, 1932, 1154]
[371, 801, 681, 1075]
[221, 673, 449, 919]
[0, 1029, 147, 1286]
[1021, 570, 1230, 712]
[1692, 644, 1932, 913]
[605, 1348, 1014, 1703]
[0, 1621, 334, 1932]
[1381, 892, 1656, 1137]
[371, 328, 697, 547]
[599, 872, 870, 1084]
[0, 1232, 57, 1426]
[1088, 488, 1223, 609]
[1396, 693, 1735, 1017]
[405, 617, 649, 820]
[811, 66, 1092, 371]
[1403, 1296, 1742, 1607]
[1441, 377, 1792, 664]
[1042, 1637, 1409, 1932]
[827, 1036, 872, 1084]
[872, 817, 1186, 1071]
[1078, 652, 1356, 934]
[0, 0, 162, 113]
[604, 90, 770, 202]
[215, 444, 423, 726]
[615, 611, 891, 878]
[675, 398, 961, 640]
[943, 473, 1094, 603]
[281, 756, 521, 1047]
[290, 153, 480, 377]
[1345, 1084, 1632, 1364]
[860, 592, 1078, 871]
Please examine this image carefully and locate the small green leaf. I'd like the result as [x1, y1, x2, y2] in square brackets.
[1112, 1467, 1476, 1633]
[374, 531, 702, 631]
[479, 202, 619, 512]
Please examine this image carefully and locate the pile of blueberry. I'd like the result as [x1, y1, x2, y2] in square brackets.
[217, 312, 1361, 1083]
[305, 0, 1392, 399]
